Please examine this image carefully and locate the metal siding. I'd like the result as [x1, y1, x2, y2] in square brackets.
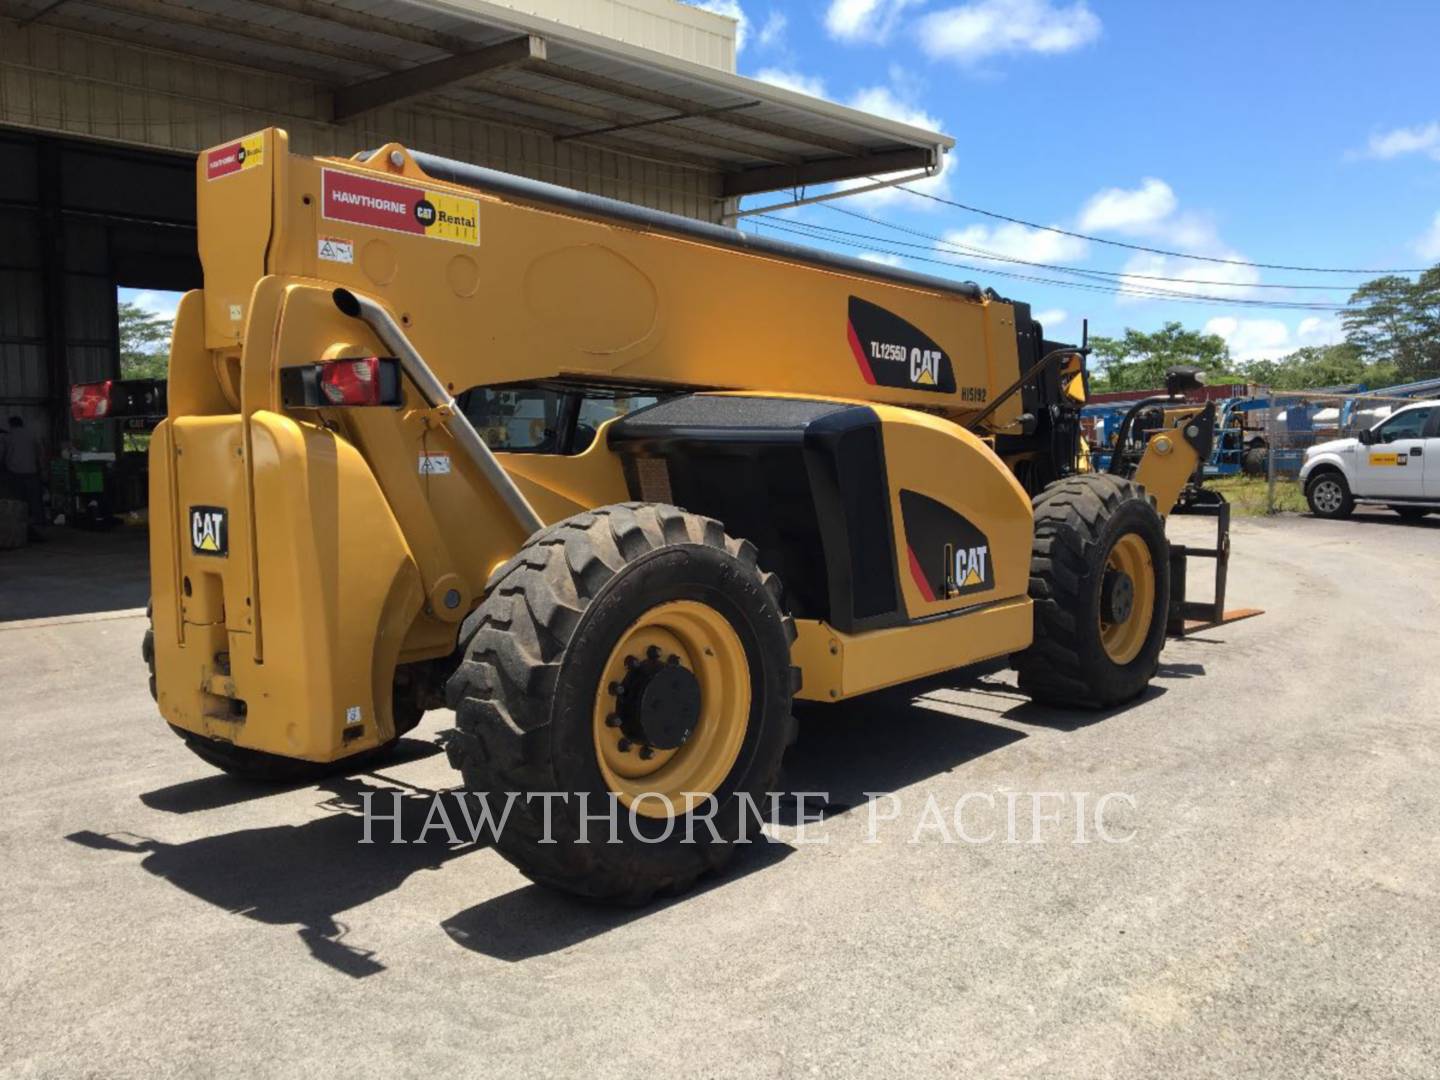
[0, 21, 727, 221]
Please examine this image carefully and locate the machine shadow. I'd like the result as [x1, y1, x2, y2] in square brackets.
[139, 738, 443, 814]
[442, 841, 794, 962]
[1000, 683, 1169, 732]
[443, 673, 1051, 963]
[69, 773, 481, 978]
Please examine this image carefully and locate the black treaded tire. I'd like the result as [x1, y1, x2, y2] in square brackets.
[444, 502, 799, 905]
[1241, 446, 1268, 477]
[1014, 475, 1170, 709]
[1388, 505, 1432, 521]
[144, 602, 426, 782]
[1306, 470, 1354, 519]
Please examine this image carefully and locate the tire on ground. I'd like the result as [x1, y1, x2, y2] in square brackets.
[1241, 446, 1268, 477]
[1014, 474, 1170, 709]
[444, 502, 798, 905]
[1305, 470, 1354, 519]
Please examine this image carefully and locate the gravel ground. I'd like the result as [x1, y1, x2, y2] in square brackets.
[1, 510, 1436, 1079]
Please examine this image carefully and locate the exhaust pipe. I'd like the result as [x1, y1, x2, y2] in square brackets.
[333, 288, 545, 538]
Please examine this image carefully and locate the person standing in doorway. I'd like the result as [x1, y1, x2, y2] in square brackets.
[1, 416, 48, 538]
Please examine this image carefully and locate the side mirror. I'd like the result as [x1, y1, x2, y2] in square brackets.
[1357, 428, 1376, 446]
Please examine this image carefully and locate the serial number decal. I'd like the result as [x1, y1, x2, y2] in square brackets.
[321, 168, 480, 246]
[846, 296, 956, 394]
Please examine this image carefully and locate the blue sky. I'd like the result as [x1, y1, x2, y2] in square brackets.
[689, 0, 1440, 361]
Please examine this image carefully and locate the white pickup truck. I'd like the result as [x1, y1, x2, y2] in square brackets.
[1300, 399, 1439, 520]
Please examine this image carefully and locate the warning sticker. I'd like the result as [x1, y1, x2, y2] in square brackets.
[321, 168, 479, 246]
[317, 236, 354, 264]
[206, 133, 264, 181]
[419, 453, 451, 476]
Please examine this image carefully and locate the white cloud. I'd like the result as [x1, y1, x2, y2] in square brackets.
[685, 0, 749, 51]
[1035, 308, 1067, 327]
[858, 252, 905, 268]
[825, 0, 918, 43]
[917, 0, 1100, 64]
[1115, 252, 1261, 304]
[1361, 121, 1440, 162]
[832, 86, 950, 207]
[1416, 211, 1440, 260]
[124, 289, 182, 322]
[1077, 178, 1177, 235]
[755, 68, 828, 99]
[1204, 316, 1343, 363]
[847, 85, 942, 132]
[943, 221, 1088, 265]
[1295, 316, 1343, 346]
[756, 10, 787, 48]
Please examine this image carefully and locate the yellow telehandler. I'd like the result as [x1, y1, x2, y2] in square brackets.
[134, 129, 1226, 901]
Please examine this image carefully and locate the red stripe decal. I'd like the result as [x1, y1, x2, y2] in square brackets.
[847, 320, 877, 385]
[907, 545, 936, 602]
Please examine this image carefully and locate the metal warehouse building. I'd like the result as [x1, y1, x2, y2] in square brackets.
[0, 0, 952, 491]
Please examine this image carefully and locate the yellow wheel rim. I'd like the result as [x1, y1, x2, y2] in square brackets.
[592, 600, 750, 819]
[1098, 533, 1156, 665]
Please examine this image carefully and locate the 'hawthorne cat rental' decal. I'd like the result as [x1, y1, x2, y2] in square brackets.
[846, 296, 956, 394]
[321, 169, 480, 246]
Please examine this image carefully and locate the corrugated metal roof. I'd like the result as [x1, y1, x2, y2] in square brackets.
[6, 0, 951, 196]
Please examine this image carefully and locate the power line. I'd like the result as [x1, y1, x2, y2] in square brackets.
[820, 205, 1359, 292]
[894, 185, 1430, 275]
[745, 217, 1352, 311]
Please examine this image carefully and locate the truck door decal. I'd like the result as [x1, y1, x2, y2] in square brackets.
[847, 297, 956, 394]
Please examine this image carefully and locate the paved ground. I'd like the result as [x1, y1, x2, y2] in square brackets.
[1, 510, 1437, 1078]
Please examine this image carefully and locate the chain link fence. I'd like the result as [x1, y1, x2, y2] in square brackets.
[1242, 391, 1424, 515]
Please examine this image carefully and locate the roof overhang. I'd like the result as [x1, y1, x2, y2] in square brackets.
[7, 0, 953, 198]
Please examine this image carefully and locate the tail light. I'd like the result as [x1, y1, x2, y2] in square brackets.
[71, 380, 114, 420]
[281, 357, 402, 408]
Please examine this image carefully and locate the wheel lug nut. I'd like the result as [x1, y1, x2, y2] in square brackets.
[639, 746, 655, 760]
[667, 653, 680, 666]
[646, 645, 661, 660]
[605, 713, 621, 728]
[624, 655, 639, 669]
[617, 738, 633, 752]
[608, 681, 623, 696]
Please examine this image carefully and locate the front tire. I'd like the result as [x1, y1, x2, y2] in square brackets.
[1306, 471, 1354, 519]
[445, 503, 798, 904]
[1014, 475, 1170, 709]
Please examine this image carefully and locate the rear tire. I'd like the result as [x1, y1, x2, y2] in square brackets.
[444, 503, 798, 905]
[1306, 471, 1354, 519]
[1014, 475, 1170, 709]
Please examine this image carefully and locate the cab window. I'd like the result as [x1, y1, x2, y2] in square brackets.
[1374, 406, 1433, 443]
[459, 386, 657, 455]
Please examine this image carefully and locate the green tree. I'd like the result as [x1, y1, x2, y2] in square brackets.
[1342, 269, 1440, 381]
[1088, 321, 1235, 392]
[118, 301, 172, 380]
